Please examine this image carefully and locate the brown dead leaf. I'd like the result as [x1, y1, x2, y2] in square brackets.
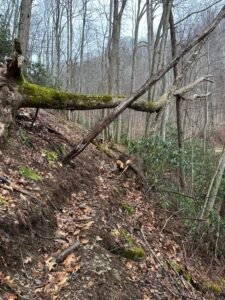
[73, 229, 80, 235]
[62, 253, 76, 267]
[111, 228, 120, 237]
[66, 262, 81, 273]
[45, 257, 56, 272]
[24, 256, 32, 264]
[83, 206, 93, 215]
[6, 293, 17, 300]
[80, 238, 89, 245]
[128, 273, 137, 282]
[80, 221, 94, 230]
[2, 275, 16, 289]
[126, 261, 134, 270]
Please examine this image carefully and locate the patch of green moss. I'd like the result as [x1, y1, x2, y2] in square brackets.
[119, 229, 145, 261]
[19, 166, 43, 181]
[20, 81, 115, 109]
[121, 245, 146, 260]
[42, 149, 58, 164]
[119, 229, 134, 246]
[0, 196, 8, 206]
[147, 101, 156, 110]
[121, 202, 135, 215]
[202, 281, 222, 294]
[169, 260, 192, 283]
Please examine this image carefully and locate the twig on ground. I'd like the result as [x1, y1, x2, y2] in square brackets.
[55, 241, 80, 263]
[160, 209, 184, 233]
[0, 183, 39, 204]
[20, 250, 32, 280]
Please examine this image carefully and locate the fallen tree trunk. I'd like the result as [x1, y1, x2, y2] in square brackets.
[18, 80, 163, 113]
[63, 4, 225, 163]
[18, 77, 209, 112]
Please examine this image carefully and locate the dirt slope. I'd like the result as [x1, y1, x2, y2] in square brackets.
[0, 110, 223, 300]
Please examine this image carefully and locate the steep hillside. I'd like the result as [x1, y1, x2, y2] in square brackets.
[0, 110, 224, 300]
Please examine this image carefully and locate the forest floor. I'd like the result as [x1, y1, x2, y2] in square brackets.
[0, 110, 224, 300]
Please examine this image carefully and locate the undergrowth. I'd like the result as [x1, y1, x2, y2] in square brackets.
[19, 166, 43, 181]
[122, 129, 225, 257]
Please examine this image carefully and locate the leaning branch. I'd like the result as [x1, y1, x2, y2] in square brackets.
[175, 0, 223, 26]
[63, 4, 225, 163]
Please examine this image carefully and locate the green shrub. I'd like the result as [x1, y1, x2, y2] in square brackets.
[42, 150, 58, 164]
[19, 166, 43, 181]
[126, 132, 222, 251]
[121, 202, 135, 215]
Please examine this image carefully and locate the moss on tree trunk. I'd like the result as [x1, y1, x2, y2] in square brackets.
[18, 80, 163, 113]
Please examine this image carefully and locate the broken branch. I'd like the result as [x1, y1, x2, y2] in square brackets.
[55, 241, 80, 263]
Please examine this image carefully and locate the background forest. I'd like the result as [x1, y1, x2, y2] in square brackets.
[2, 0, 225, 258]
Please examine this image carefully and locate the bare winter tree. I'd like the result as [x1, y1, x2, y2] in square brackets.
[18, 0, 33, 57]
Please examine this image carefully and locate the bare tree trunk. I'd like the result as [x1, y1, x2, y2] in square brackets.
[18, 0, 33, 57]
[53, 0, 64, 88]
[203, 42, 211, 152]
[170, 8, 186, 189]
[12, 0, 20, 39]
[201, 147, 225, 218]
[79, 0, 88, 93]
[130, 0, 146, 93]
[107, 0, 127, 95]
[145, 0, 154, 136]
[145, 0, 171, 136]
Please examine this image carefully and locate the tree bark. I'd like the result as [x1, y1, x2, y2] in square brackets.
[18, 76, 209, 111]
[18, 0, 33, 57]
[169, 9, 186, 189]
[201, 147, 225, 218]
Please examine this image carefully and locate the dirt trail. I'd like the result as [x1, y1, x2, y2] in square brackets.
[5, 159, 201, 300]
[0, 110, 219, 300]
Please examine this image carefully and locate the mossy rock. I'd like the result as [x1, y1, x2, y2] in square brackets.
[121, 202, 135, 215]
[120, 245, 146, 261]
[119, 229, 145, 261]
